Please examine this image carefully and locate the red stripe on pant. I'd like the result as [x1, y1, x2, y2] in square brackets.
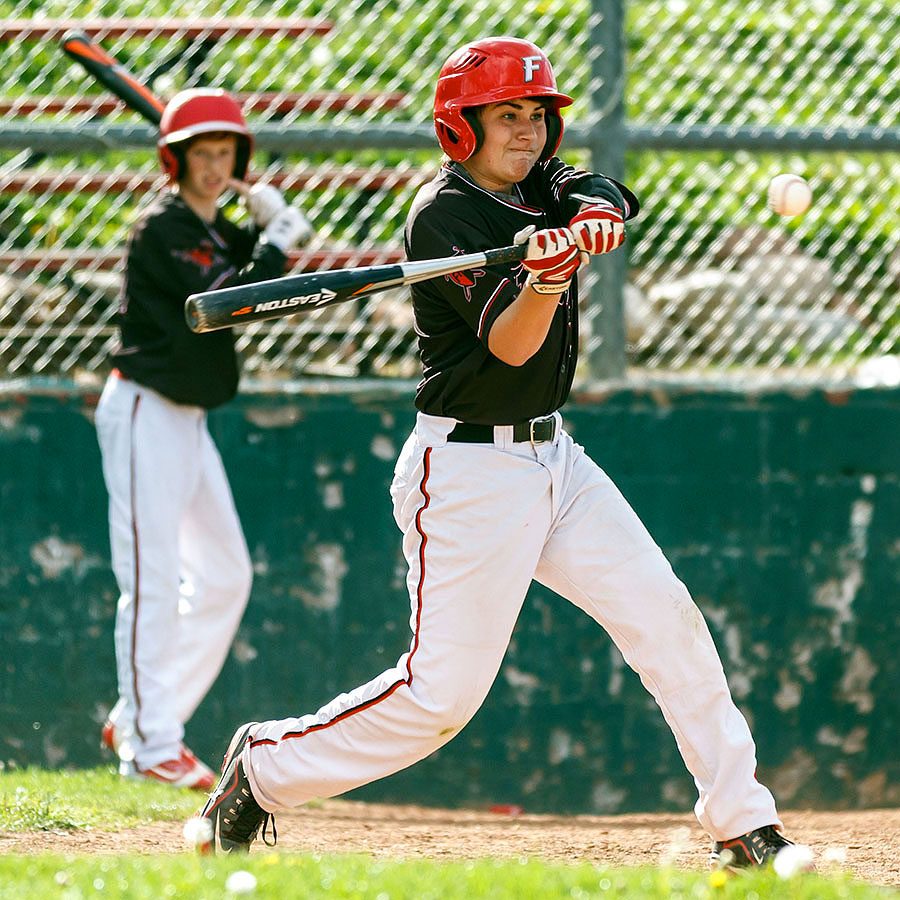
[250, 447, 433, 748]
[128, 392, 145, 742]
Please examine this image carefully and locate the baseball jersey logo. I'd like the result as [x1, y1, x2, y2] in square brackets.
[522, 55, 543, 82]
[172, 241, 221, 273]
[445, 246, 483, 300]
[447, 267, 484, 301]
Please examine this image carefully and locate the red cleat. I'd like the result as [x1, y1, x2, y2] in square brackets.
[138, 746, 216, 791]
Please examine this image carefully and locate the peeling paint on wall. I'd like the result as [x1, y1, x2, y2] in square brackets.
[243, 405, 304, 427]
[502, 666, 540, 706]
[838, 646, 877, 714]
[0, 407, 41, 442]
[231, 638, 259, 665]
[592, 780, 628, 813]
[769, 748, 818, 803]
[291, 542, 348, 611]
[813, 498, 872, 646]
[370, 434, 395, 461]
[29, 536, 102, 580]
[817, 724, 868, 755]
[322, 482, 344, 510]
[548, 727, 573, 765]
[773, 673, 802, 711]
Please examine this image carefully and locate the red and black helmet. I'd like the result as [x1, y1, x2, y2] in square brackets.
[433, 37, 573, 162]
[157, 88, 253, 181]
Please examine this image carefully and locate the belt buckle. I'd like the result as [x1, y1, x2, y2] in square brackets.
[529, 414, 556, 445]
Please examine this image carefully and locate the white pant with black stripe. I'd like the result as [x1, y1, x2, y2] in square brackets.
[95, 373, 252, 769]
[244, 411, 779, 841]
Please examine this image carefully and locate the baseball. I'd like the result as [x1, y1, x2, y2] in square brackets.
[773, 843, 816, 877]
[225, 870, 258, 894]
[182, 816, 213, 852]
[768, 174, 812, 217]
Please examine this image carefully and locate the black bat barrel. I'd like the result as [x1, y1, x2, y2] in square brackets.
[185, 263, 407, 333]
[185, 244, 527, 333]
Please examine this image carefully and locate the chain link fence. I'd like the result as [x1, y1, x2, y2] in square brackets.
[2, 0, 900, 387]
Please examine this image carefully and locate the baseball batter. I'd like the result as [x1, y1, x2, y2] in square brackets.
[199, 39, 798, 868]
[96, 88, 312, 788]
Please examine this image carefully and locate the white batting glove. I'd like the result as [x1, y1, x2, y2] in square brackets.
[569, 200, 626, 255]
[244, 183, 288, 227]
[261, 206, 314, 252]
[515, 225, 583, 295]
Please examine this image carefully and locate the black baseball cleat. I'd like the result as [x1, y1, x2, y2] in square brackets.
[711, 824, 793, 870]
[196, 722, 276, 854]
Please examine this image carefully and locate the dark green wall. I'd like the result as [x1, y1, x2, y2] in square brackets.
[1, 382, 898, 813]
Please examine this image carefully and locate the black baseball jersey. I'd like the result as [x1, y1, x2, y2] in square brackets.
[111, 192, 286, 409]
[405, 158, 639, 425]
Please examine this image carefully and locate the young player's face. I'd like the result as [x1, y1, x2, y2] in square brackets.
[464, 99, 548, 192]
[180, 133, 238, 204]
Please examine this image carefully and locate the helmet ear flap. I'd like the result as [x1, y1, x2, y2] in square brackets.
[435, 121, 461, 154]
[461, 109, 483, 157]
[158, 143, 181, 181]
[541, 108, 564, 161]
[234, 135, 251, 180]
[434, 109, 477, 161]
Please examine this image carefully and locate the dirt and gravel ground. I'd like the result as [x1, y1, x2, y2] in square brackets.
[1, 801, 898, 888]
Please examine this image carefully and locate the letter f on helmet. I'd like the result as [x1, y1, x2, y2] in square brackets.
[522, 55, 543, 82]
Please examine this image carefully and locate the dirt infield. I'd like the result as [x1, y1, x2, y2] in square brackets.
[1, 802, 897, 887]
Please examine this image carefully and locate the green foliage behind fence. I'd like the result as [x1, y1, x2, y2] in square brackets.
[3, 0, 900, 378]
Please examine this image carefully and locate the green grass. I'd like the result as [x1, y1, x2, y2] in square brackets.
[0, 853, 894, 900]
[0, 766, 200, 832]
[1, 768, 897, 899]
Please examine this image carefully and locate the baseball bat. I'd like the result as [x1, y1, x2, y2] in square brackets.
[61, 30, 165, 125]
[185, 244, 529, 333]
[185, 192, 623, 332]
[59, 32, 258, 205]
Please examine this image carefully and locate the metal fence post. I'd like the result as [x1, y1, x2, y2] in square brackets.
[585, 0, 628, 380]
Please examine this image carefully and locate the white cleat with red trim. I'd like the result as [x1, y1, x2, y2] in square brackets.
[138, 746, 217, 791]
[102, 719, 215, 790]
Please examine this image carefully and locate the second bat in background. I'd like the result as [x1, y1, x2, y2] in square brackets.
[61, 30, 165, 124]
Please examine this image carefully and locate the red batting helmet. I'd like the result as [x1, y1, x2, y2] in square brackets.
[157, 88, 253, 181]
[433, 37, 573, 162]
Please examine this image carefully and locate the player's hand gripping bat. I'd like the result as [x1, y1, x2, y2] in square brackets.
[61, 30, 166, 125]
[184, 193, 619, 333]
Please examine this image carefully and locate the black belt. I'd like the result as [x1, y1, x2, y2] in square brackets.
[447, 414, 558, 445]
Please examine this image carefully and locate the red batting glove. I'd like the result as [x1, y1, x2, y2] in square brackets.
[570, 201, 626, 255]
[517, 226, 583, 295]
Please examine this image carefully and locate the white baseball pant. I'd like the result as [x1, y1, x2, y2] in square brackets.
[243, 412, 779, 841]
[95, 373, 252, 769]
